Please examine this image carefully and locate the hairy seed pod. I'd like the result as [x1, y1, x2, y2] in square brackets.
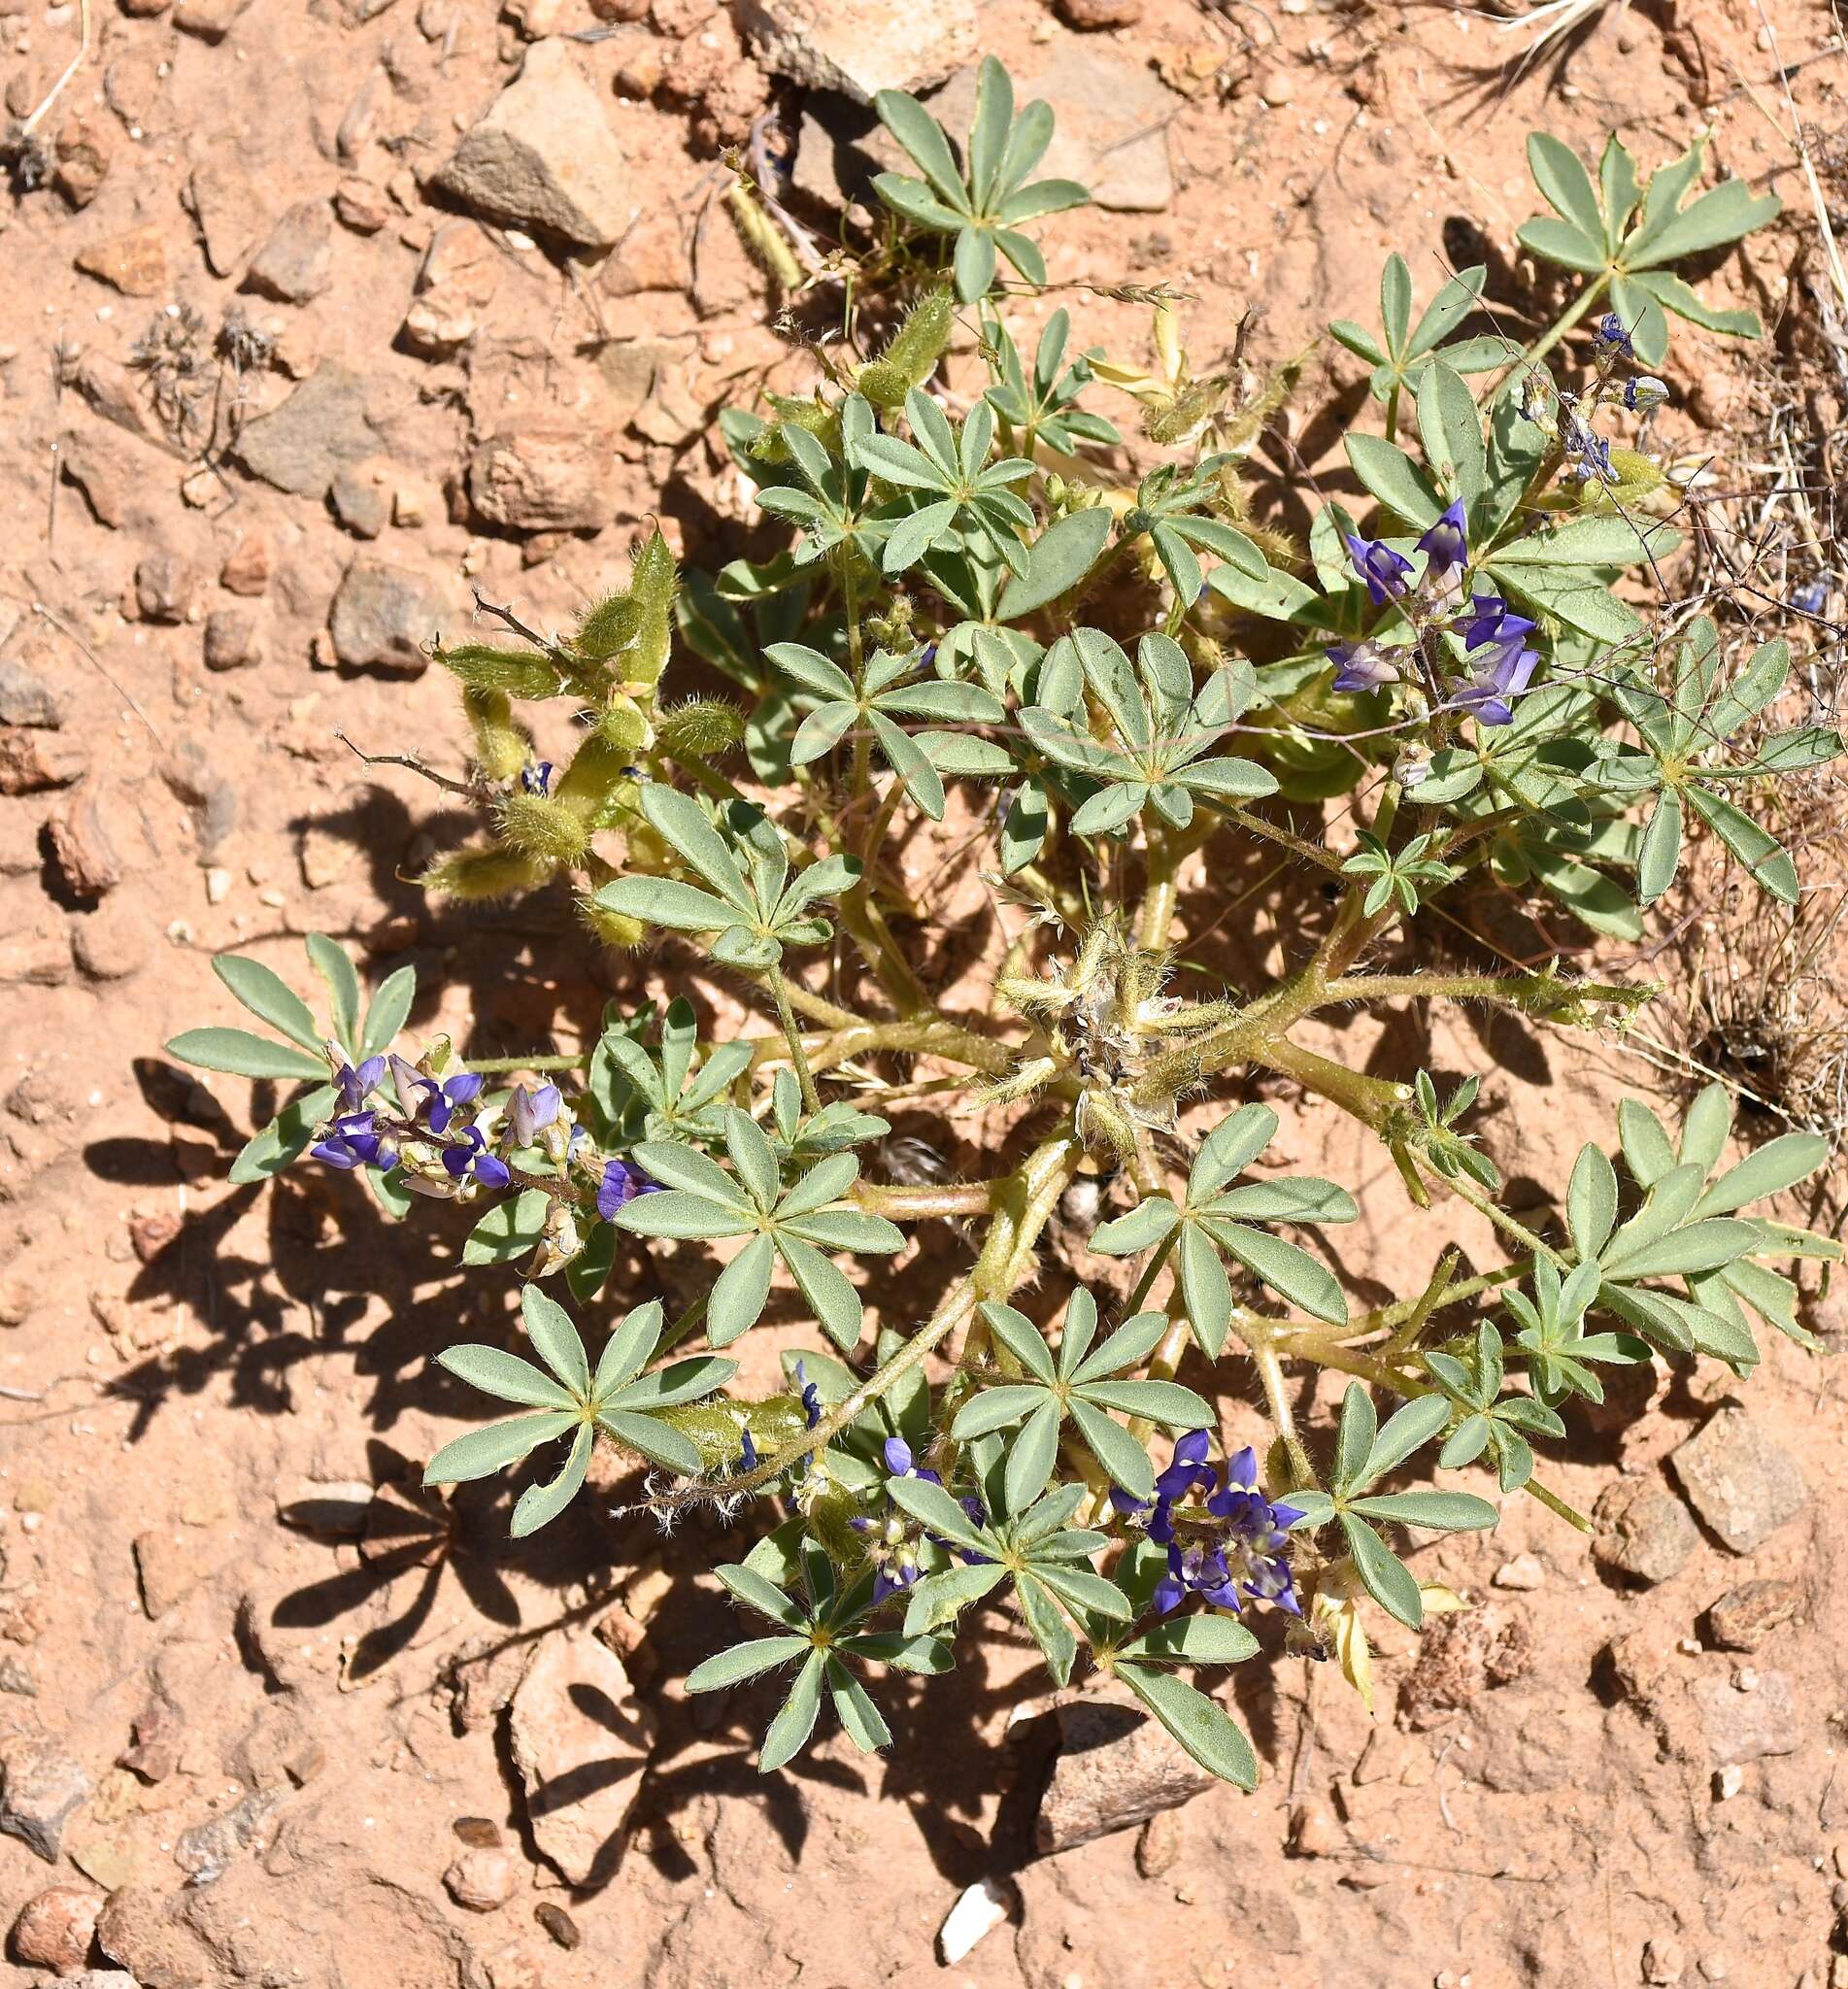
[493, 792, 590, 864]
[436, 641, 561, 700]
[575, 526, 677, 684]
[576, 893, 647, 952]
[656, 698, 745, 759]
[420, 843, 553, 901]
[556, 733, 642, 822]
[595, 695, 655, 755]
[857, 283, 955, 411]
[725, 179, 803, 291]
[463, 686, 532, 783]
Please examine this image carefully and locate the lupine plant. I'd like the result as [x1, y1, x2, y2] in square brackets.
[171, 69, 1842, 1790]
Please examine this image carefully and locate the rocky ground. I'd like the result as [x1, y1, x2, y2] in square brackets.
[2, 0, 1848, 1983]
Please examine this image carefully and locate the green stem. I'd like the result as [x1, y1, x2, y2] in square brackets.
[764, 963, 822, 1114]
[460, 1052, 592, 1075]
[854, 1181, 994, 1218]
[1521, 273, 1609, 372]
[1124, 1230, 1180, 1317]
[1136, 826, 1180, 953]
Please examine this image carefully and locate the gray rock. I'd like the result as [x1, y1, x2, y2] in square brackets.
[1670, 1405, 1808, 1553]
[161, 739, 238, 859]
[230, 365, 397, 500]
[738, 0, 976, 103]
[0, 654, 66, 728]
[0, 1653, 37, 1696]
[1592, 1475, 1700, 1586]
[175, 1787, 285, 1885]
[932, 46, 1173, 212]
[187, 153, 269, 278]
[135, 552, 194, 624]
[1693, 1667, 1799, 1765]
[328, 559, 443, 675]
[330, 464, 391, 539]
[242, 201, 334, 304]
[1034, 1688, 1216, 1853]
[203, 608, 262, 672]
[0, 1736, 92, 1862]
[433, 40, 630, 249]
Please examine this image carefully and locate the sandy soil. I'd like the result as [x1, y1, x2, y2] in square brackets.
[2, 0, 1847, 1983]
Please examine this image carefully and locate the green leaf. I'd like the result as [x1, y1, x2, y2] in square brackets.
[305, 934, 361, 1054]
[996, 505, 1113, 620]
[1628, 175, 1781, 269]
[461, 1188, 552, 1264]
[361, 964, 416, 1059]
[1004, 1397, 1064, 1513]
[1347, 1490, 1499, 1533]
[977, 1301, 1058, 1382]
[1345, 433, 1442, 528]
[1332, 1381, 1377, 1495]
[424, 1411, 575, 1486]
[1340, 1513, 1424, 1628]
[437, 1343, 575, 1409]
[1636, 790, 1683, 906]
[1211, 1223, 1347, 1326]
[1014, 1571, 1079, 1687]
[521, 1283, 589, 1396]
[165, 1028, 330, 1084]
[598, 1407, 702, 1477]
[1528, 133, 1606, 244]
[708, 1232, 776, 1346]
[639, 785, 755, 911]
[825, 1655, 891, 1755]
[903, 1562, 1008, 1635]
[1567, 1142, 1619, 1260]
[212, 955, 323, 1054]
[1119, 1614, 1260, 1666]
[1361, 1394, 1451, 1485]
[596, 875, 739, 933]
[1176, 1223, 1232, 1357]
[873, 90, 968, 212]
[1685, 787, 1798, 905]
[227, 1084, 339, 1184]
[717, 1561, 809, 1630]
[1068, 1399, 1154, 1500]
[1116, 1664, 1257, 1789]
[776, 1234, 864, 1351]
[758, 1651, 826, 1773]
[1415, 361, 1485, 515]
[686, 1635, 808, 1692]
[511, 1423, 593, 1537]
[1379, 253, 1412, 354]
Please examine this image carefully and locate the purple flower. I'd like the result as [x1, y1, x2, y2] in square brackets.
[596, 1158, 658, 1221]
[507, 1082, 561, 1149]
[390, 1057, 485, 1135]
[1417, 498, 1468, 580]
[1458, 593, 1534, 656]
[793, 1360, 823, 1431]
[1592, 311, 1633, 359]
[1452, 640, 1539, 726]
[335, 1056, 386, 1114]
[883, 1435, 943, 1486]
[1560, 411, 1616, 486]
[1792, 578, 1830, 616]
[1344, 532, 1415, 605]
[521, 760, 554, 795]
[1119, 1436, 1300, 1618]
[738, 1428, 757, 1472]
[1623, 375, 1667, 413]
[312, 1111, 395, 1171]
[441, 1125, 512, 1191]
[1327, 639, 1400, 694]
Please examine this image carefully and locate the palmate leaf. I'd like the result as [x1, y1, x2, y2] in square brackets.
[874, 58, 1089, 303]
[1516, 130, 1779, 364]
[1092, 1104, 1354, 1348]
